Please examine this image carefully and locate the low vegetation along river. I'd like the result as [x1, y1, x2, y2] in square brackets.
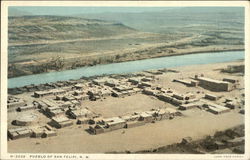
[8, 51, 244, 88]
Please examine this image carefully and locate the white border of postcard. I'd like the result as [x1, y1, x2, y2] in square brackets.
[1, 1, 250, 160]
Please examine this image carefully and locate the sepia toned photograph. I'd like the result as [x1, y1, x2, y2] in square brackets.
[1, 1, 249, 160]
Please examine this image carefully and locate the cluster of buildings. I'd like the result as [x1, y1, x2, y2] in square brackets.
[7, 96, 26, 112]
[49, 107, 97, 129]
[89, 107, 179, 135]
[195, 75, 238, 92]
[174, 74, 238, 92]
[141, 75, 239, 115]
[7, 71, 242, 141]
[31, 75, 155, 102]
[8, 125, 56, 140]
[142, 86, 198, 107]
[8, 79, 84, 95]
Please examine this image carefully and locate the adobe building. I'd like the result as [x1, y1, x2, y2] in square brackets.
[89, 124, 108, 135]
[50, 116, 73, 128]
[205, 93, 219, 101]
[69, 108, 93, 119]
[8, 127, 32, 140]
[206, 103, 231, 114]
[125, 120, 145, 128]
[195, 75, 235, 92]
[34, 91, 52, 98]
[139, 112, 153, 123]
[121, 114, 140, 122]
[179, 103, 200, 110]
[31, 125, 57, 138]
[103, 117, 126, 131]
[77, 117, 92, 124]
[7, 96, 26, 110]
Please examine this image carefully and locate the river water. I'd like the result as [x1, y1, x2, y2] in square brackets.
[8, 51, 244, 88]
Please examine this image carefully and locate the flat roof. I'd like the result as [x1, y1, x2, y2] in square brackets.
[197, 77, 229, 84]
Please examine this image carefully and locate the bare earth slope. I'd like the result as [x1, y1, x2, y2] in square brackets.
[9, 16, 137, 44]
[8, 8, 244, 78]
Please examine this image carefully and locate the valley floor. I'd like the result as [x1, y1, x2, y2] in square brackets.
[8, 61, 244, 153]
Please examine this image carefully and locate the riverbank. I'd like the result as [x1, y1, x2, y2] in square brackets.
[8, 44, 244, 78]
[8, 50, 244, 88]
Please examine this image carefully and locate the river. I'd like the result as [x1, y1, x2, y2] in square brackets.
[8, 51, 244, 88]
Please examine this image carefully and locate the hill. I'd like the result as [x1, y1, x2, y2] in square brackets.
[8, 15, 137, 44]
[76, 7, 244, 34]
[8, 8, 244, 78]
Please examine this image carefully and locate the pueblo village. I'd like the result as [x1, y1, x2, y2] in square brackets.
[7, 61, 245, 154]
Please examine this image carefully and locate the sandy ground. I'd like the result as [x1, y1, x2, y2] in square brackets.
[157, 60, 244, 100]
[82, 94, 169, 118]
[8, 109, 243, 153]
[8, 60, 244, 153]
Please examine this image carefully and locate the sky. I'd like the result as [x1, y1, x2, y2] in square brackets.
[9, 6, 179, 15]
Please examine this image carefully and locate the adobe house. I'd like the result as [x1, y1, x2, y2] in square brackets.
[158, 93, 173, 103]
[57, 101, 72, 109]
[205, 93, 218, 101]
[8, 127, 32, 140]
[179, 103, 200, 110]
[207, 104, 230, 114]
[89, 124, 111, 134]
[73, 90, 85, 96]
[74, 83, 86, 90]
[50, 89, 67, 95]
[128, 77, 142, 85]
[225, 101, 236, 109]
[121, 114, 140, 122]
[195, 76, 234, 92]
[62, 95, 75, 101]
[32, 128, 45, 138]
[171, 98, 183, 106]
[55, 94, 64, 100]
[154, 109, 170, 120]
[31, 125, 55, 138]
[222, 78, 238, 84]
[43, 130, 57, 138]
[92, 78, 109, 85]
[7, 96, 26, 110]
[69, 108, 93, 119]
[34, 90, 52, 98]
[125, 120, 145, 128]
[105, 79, 120, 87]
[50, 116, 73, 128]
[77, 117, 92, 124]
[45, 106, 64, 117]
[139, 112, 153, 123]
[74, 94, 89, 101]
[103, 117, 126, 131]
[142, 88, 159, 96]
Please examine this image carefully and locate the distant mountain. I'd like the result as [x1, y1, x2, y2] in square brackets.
[8, 8, 32, 17]
[8, 15, 137, 43]
[75, 7, 244, 34]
